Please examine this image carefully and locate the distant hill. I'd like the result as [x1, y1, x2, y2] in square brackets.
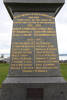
[59, 54, 67, 56]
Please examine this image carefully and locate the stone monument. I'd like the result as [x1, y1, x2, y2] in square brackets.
[1, 0, 67, 100]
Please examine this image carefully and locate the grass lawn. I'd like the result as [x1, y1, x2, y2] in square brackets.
[0, 63, 9, 88]
[60, 63, 67, 80]
[0, 63, 67, 88]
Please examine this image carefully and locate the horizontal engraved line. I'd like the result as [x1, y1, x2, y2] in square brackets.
[36, 49, 55, 50]
[22, 70, 47, 72]
[12, 60, 32, 61]
[12, 43, 52, 45]
[36, 61, 59, 63]
[35, 46, 54, 47]
[22, 70, 33, 72]
[36, 49, 54, 50]
[14, 13, 54, 19]
[11, 63, 32, 65]
[12, 46, 54, 48]
[12, 50, 55, 54]
[12, 55, 28, 57]
[13, 34, 32, 36]
[12, 42, 51, 44]
[34, 34, 56, 36]
[36, 48, 56, 50]
[14, 22, 54, 24]
[13, 28, 54, 30]
[36, 58, 56, 59]
[16, 19, 52, 21]
[12, 61, 32, 62]
[10, 68, 57, 70]
[13, 28, 55, 31]
[13, 31, 56, 33]
[13, 31, 32, 33]
[12, 43, 51, 45]
[35, 55, 57, 56]
[12, 62, 32, 63]
[36, 60, 57, 61]
[12, 51, 32, 53]
[24, 67, 33, 69]
[36, 47, 57, 48]
[36, 67, 58, 69]
[11, 64, 57, 67]
[12, 57, 32, 59]
[37, 70, 47, 72]
[14, 50, 32, 54]
[12, 46, 34, 47]
[28, 16, 39, 18]
[12, 53, 32, 54]
[13, 42, 34, 44]
[36, 52, 55, 54]
[13, 34, 56, 36]
[11, 67, 21, 70]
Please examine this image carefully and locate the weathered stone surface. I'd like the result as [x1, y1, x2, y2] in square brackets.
[3, 77, 66, 84]
[4, 0, 64, 3]
[0, 88, 2, 99]
[4, 0, 64, 19]
[0, 0, 66, 100]
[1, 78, 67, 100]
[8, 12, 61, 77]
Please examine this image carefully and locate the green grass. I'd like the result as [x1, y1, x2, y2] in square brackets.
[0, 63, 67, 88]
[0, 63, 9, 88]
[60, 63, 67, 80]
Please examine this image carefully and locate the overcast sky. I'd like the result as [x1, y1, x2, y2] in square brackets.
[0, 0, 67, 55]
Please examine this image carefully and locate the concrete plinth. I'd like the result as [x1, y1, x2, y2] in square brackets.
[1, 77, 67, 100]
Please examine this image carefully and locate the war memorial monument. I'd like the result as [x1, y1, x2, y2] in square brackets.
[1, 0, 67, 100]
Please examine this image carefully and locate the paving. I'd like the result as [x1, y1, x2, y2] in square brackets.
[0, 88, 2, 98]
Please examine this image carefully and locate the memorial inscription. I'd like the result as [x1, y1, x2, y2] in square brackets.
[1, 1, 66, 100]
[9, 12, 60, 76]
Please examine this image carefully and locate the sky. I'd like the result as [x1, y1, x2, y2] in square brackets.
[0, 0, 67, 56]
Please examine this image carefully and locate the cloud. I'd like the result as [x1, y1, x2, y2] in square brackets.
[55, 0, 67, 54]
[56, 0, 67, 24]
[0, 48, 10, 54]
[0, 0, 13, 55]
[56, 22, 67, 54]
[0, 33, 11, 52]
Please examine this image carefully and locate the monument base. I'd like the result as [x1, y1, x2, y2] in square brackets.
[1, 77, 67, 100]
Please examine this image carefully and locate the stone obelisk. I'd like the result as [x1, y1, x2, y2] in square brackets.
[1, 0, 67, 100]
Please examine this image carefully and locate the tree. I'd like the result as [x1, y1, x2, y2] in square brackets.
[1, 54, 4, 58]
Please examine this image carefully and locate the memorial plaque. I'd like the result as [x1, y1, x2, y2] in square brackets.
[1, 1, 67, 100]
[27, 88, 43, 100]
[9, 12, 60, 76]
